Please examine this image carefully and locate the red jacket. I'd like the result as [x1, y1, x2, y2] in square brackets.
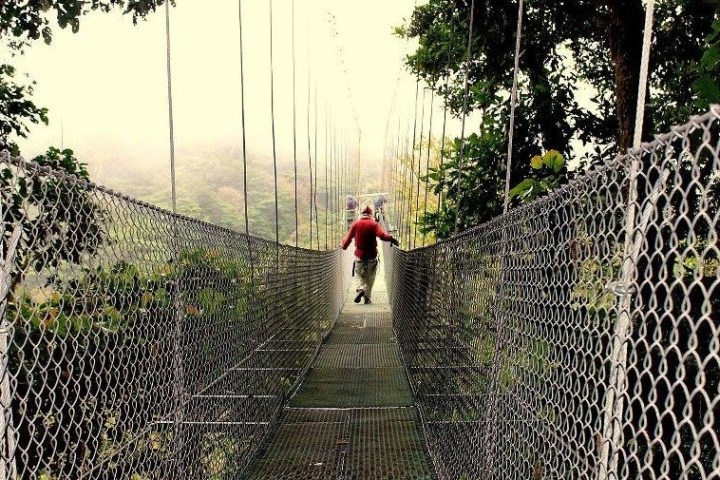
[342, 214, 394, 260]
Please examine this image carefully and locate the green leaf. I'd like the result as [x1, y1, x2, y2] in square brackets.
[543, 149, 565, 173]
[530, 155, 543, 170]
[508, 178, 539, 200]
[693, 75, 720, 104]
[701, 45, 720, 70]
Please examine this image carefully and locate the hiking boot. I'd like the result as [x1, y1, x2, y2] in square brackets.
[354, 290, 365, 303]
[364, 297, 372, 304]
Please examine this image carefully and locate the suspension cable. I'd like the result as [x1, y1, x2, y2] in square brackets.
[165, 3, 177, 217]
[314, 81, 320, 249]
[269, 0, 280, 269]
[437, 73, 450, 221]
[600, 1, 656, 477]
[452, 0, 477, 235]
[503, 0, 524, 214]
[633, 0, 655, 148]
[436, 10, 456, 224]
[163, 1, 184, 468]
[292, 0, 299, 247]
[406, 79, 421, 246]
[324, 102, 329, 250]
[421, 88, 435, 247]
[306, 0, 315, 249]
[414, 86, 427, 248]
[237, 0, 254, 281]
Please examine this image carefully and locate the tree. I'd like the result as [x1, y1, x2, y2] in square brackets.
[398, 0, 717, 237]
[1, 148, 106, 294]
[0, 65, 48, 154]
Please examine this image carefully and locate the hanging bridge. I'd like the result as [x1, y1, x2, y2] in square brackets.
[2, 0, 720, 479]
[2, 107, 720, 479]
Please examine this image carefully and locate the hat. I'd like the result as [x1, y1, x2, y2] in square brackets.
[361, 205, 373, 215]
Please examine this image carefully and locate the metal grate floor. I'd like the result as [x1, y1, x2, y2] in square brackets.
[314, 345, 402, 368]
[242, 288, 436, 479]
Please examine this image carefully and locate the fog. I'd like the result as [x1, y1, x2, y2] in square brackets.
[11, 1, 455, 179]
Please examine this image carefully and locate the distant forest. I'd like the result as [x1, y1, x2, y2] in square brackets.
[85, 145, 352, 249]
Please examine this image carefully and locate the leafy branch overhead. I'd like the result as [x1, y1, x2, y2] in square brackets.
[0, 0, 173, 153]
[0, 0, 175, 49]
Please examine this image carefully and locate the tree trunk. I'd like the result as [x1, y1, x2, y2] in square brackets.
[605, 0, 649, 151]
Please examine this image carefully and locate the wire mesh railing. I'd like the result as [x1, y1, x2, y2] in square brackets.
[0, 151, 343, 479]
[388, 106, 720, 480]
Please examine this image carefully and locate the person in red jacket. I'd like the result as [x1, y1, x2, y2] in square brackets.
[341, 205, 399, 304]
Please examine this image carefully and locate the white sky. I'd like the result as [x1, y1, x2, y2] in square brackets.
[8, 0, 469, 193]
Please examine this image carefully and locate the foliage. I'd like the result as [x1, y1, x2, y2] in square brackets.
[692, 14, 720, 107]
[418, 129, 505, 238]
[1, 147, 106, 292]
[398, 0, 717, 235]
[508, 149, 566, 204]
[8, 245, 255, 478]
[0, 0, 174, 50]
[0, 64, 48, 153]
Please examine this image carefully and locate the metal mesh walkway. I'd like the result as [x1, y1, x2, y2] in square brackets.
[242, 264, 436, 479]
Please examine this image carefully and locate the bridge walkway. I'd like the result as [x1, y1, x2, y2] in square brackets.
[242, 257, 435, 479]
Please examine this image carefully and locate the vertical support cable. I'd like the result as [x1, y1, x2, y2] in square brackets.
[453, 0, 476, 235]
[325, 102, 329, 250]
[269, 0, 280, 269]
[407, 80, 421, 246]
[599, 1, 655, 478]
[422, 88, 435, 247]
[392, 116, 402, 231]
[291, 0, 299, 248]
[482, 2, 522, 472]
[503, 0, 524, 213]
[237, 0, 254, 283]
[437, 73, 450, 220]
[414, 87, 427, 249]
[306, 0, 314, 249]
[400, 124, 412, 242]
[0, 225, 21, 479]
[314, 81, 320, 250]
[436, 13, 455, 224]
[164, 1, 185, 472]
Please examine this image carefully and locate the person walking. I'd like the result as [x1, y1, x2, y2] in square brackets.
[345, 195, 359, 227]
[341, 205, 399, 304]
[373, 194, 387, 222]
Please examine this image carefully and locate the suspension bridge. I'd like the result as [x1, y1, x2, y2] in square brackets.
[1, 0, 720, 479]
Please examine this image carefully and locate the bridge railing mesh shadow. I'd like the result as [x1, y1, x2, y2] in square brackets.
[0, 151, 343, 479]
[388, 107, 720, 480]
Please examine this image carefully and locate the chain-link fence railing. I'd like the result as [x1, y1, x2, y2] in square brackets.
[0, 151, 343, 479]
[390, 106, 720, 480]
